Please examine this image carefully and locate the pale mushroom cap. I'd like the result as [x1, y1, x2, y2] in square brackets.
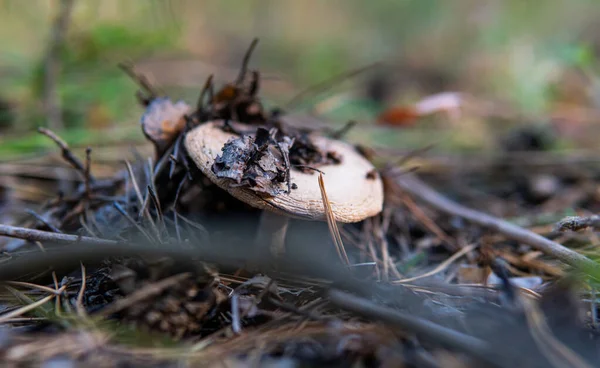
[184, 121, 384, 223]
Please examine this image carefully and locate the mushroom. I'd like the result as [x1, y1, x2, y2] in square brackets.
[184, 120, 384, 259]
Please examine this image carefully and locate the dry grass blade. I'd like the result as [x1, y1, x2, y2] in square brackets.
[318, 173, 349, 266]
[0, 285, 66, 324]
[393, 244, 477, 284]
[4, 281, 62, 295]
[284, 62, 381, 110]
[124, 160, 144, 208]
[76, 262, 87, 318]
[112, 202, 155, 243]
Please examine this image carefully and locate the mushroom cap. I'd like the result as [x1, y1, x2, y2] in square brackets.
[184, 121, 384, 223]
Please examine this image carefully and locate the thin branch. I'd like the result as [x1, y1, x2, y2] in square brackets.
[386, 171, 597, 272]
[38, 127, 94, 182]
[284, 62, 381, 110]
[327, 120, 357, 140]
[236, 38, 259, 85]
[124, 160, 144, 208]
[112, 202, 155, 243]
[327, 289, 501, 367]
[196, 74, 214, 112]
[118, 62, 159, 104]
[25, 209, 61, 233]
[554, 215, 600, 233]
[0, 224, 117, 246]
[84, 147, 92, 197]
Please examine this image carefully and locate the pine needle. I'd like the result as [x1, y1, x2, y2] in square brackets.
[318, 173, 350, 266]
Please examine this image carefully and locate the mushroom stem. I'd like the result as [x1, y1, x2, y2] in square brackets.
[255, 211, 289, 258]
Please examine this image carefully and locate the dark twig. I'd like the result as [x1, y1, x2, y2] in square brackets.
[84, 147, 92, 198]
[112, 202, 155, 243]
[248, 70, 260, 97]
[147, 185, 164, 225]
[171, 175, 188, 211]
[208, 77, 216, 118]
[25, 210, 61, 234]
[196, 74, 214, 112]
[236, 38, 259, 85]
[327, 120, 357, 140]
[118, 62, 159, 104]
[0, 224, 116, 246]
[328, 289, 503, 368]
[554, 215, 600, 233]
[124, 160, 144, 208]
[284, 62, 381, 110]
[169, 134, 184, 179]
[387, 171, 597, 272]
[38, 128, 94, 182]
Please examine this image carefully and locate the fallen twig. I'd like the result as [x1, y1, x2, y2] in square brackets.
[84, 147, 92, 198]
[0, 224, 117, 246]
[284, 62, 381, 110]
[386, 171, 597, 272]
[38, 127, 95, 182]
[554, 215, 600, 233]
[328, 289, 503, 367]
[118, 62, 160, 104]
[236, 38, 259, 85]
[25, 209, 61, 233]
[522, 297, 594, 368]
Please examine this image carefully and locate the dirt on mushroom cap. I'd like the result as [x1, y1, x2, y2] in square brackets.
[212, 127, 293, 197]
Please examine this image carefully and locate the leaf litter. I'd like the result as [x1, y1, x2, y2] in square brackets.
[0, 39, 600, 367]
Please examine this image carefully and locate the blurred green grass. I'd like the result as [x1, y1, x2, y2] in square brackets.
[1, 0, 600, 155]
